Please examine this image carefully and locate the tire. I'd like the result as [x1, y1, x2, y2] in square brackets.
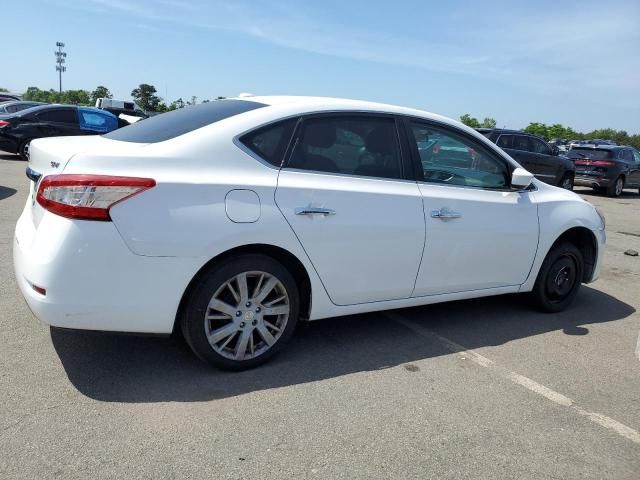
[606, 175, 624, 197]
[18, 139, 32, 160]
[559, 173, 574, 190]
[180, 254, 300, 370]
[531, 242, 583, 313]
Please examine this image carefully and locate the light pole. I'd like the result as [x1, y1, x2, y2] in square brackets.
[55, 42, 67, 93]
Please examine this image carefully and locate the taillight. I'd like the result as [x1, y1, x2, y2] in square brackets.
[574, 160, 615, 167]
[0, 120, 10, 128]
[36, 174, 155, 221]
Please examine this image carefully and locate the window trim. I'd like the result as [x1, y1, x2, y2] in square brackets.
[280, 111, 413, 182]
[495, 133, 514, 150]
[529, 136, 552, 156]
[236, 117, 300, 169]
[401, 116, 522, 193]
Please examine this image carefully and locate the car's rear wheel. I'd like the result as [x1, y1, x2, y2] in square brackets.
[18, 139, 32, 160]
[606, 175, 624, 197]
[560, 173, 574, 190]
[531, 242, 583, 313]
[180, 254, 299, 370]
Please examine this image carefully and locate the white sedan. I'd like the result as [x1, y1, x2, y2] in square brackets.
[14, 96, 606, 369]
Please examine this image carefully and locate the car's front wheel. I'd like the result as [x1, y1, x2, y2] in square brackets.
[180, 254, 299, 370]
[531, 242, 583, 313]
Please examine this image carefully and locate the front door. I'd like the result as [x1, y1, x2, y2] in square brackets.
[275, 114, 425, 305]
[406, 120, 539, 296]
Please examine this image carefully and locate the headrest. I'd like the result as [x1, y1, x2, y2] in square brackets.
[304, 122, 336, 148]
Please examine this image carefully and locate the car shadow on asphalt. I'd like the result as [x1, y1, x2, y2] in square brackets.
[574, 187, 640, 200]
[51, 286, 635, 403]
[0, 186, 17, 200]
[0, 153, 23, 161]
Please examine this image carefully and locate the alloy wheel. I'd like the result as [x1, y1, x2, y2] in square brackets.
[203, 271, 290, 361]
[615, 177, 623, 196]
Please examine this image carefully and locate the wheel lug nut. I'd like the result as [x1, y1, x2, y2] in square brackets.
[256, 307, 261, 313]
[236, 311, 242, 317]
[246, 302, 251, 307]
[252, 319, 258, 326]
[239, 322, 245, 328]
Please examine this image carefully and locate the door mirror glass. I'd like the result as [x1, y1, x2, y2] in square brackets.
[511, 167, 534, 189]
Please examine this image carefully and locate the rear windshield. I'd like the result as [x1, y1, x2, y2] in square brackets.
[103, 100, 266, 143]
[568, 148, 614, 160]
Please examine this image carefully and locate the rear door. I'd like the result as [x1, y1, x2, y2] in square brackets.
[508, 134, 538, 174]
[626, 149, 640, 187]
[274, 114, 426, 305]
[34, 108, 80, 137]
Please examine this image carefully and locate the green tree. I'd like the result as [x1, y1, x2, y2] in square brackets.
[480, 117, 497, 128]
[523, 122, 549, 140]
[130, 83, 163, 112]
[90, 86, 112, 103]
[0, 87, 8, 92]
[460, 114, 480, 128]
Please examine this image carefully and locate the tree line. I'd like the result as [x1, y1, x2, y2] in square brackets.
[460, 113, 640, 150]
[10, 84, 640, 150]
[19, 84, 221, 113]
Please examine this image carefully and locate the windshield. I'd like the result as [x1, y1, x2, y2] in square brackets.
[103, 99, 266, 143]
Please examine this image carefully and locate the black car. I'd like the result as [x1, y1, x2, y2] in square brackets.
[477, 128, 576, 189]
[0, 104, 118, 159]
[0, 93, 21, 102]
[0, 101, 46, 114]
[568, 145, 640, 197]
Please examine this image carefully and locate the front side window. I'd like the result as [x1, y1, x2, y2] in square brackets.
[287, 116, 402, 179]
[633, 150, 640, 164]
[513, 135, 530, 152]
[530, 137, 551, 155]
[239, 118, 297, 167]
[496, 134, 513, 149]
[410, 122, 509, 189]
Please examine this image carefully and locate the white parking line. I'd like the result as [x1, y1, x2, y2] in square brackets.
[387, 312, 640, 445]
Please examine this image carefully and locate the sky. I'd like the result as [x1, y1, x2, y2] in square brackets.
[3, 0, 639, 132]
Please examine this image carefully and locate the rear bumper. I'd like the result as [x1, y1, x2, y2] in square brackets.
[13, 202, 203, 334]
[574, 174, 613, 188]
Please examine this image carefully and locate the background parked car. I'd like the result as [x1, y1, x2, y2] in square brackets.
[0, 101, 46, 114]
[477, 128, 575, 189]
[0, 104, 118, 159]
[0, 93, 21, 102]
[568, 145, 640, 196]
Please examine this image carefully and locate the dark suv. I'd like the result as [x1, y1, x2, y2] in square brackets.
[477, 129, 575, 189]
[567, 145, 640, 197]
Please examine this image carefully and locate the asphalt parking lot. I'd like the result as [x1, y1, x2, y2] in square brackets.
[1, 152, 639, 479]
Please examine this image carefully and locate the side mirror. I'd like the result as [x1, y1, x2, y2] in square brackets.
[511, 167, 534, 189]
[551, 145, 559, 156]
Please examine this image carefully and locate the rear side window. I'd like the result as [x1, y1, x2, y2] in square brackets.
[37, 108, 78, 125]
[568, 148, 614, 160]
[287, 116, 403, 180]
[239, 118, 297, 167]
[103, 100, 266, 143]
[79, 108, 118, 133]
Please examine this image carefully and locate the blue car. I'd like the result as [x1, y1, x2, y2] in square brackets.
[0, 104, 119, 159]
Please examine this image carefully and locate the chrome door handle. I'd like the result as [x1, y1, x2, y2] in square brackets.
[431, 208, 461, 219]
[295, 207, 336, 216]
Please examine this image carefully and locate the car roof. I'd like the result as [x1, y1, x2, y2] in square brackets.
[0, 100, 45, 107]
[237, 95, 460, 124]
[12, 103, 77, 117]
[571, 144, 625, 150]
